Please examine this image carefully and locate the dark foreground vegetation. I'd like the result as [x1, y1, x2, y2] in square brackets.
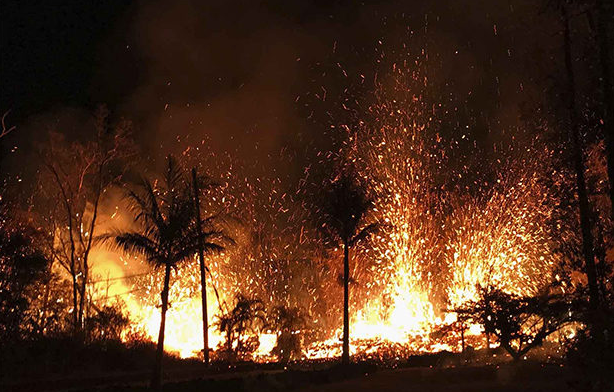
[0, 336, 189, 382]
[5, 356, 608, 392]
[80, 363, 377, 392]
[3, 339, 613, 392]
[300, 363, 584, 392]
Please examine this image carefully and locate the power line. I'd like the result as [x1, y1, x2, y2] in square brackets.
[94, 287, 149, 301]
[87, 271, 150, 285]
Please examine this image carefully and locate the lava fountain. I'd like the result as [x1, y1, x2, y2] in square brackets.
[87, 59, 563, 360]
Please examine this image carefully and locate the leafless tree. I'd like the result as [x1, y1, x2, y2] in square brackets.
[36, 106, 134, 333]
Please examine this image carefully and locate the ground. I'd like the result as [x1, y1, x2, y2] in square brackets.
[299, 365, 579, 392]
[3, 361, 599, 392]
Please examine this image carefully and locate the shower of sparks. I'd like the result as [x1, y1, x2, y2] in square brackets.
[84, 55, 571, 361]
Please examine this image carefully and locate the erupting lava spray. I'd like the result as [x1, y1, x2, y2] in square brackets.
[305, 58, 562, 357]
[88, 55, 564, 360]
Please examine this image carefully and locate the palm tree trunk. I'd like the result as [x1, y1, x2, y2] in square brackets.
[460, 325, 465, 354]
[191, 168, 209, 365]
[226, 329, 233, 352]
[342, 240, 350, 365]
[152, 263, 171, 391]
[562, 5, 600, 309]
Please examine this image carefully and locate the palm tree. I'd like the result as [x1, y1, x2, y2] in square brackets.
[103, 156, 200, 390]
[215, 294, 267, 361]
[321, 172, 378, 365]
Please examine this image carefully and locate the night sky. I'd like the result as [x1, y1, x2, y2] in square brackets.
[1, 1, 133, 116]
[1, 0, 569, 177]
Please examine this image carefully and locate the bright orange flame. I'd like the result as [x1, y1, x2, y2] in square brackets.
[85, 61, 563, 361]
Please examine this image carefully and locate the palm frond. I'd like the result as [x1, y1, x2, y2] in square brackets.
[193, 171, 221, 193]
[106, 154, 233, 274]
[100, 230, 161, 266]
[322, 171, 375, 243]
[349, 222, 381, 247]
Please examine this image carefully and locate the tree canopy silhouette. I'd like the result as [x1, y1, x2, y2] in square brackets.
[102, 155, 203, 390]
[215, 294, 267, 361]
[455, 285, 575, 361]
[320, 171, 379, 365]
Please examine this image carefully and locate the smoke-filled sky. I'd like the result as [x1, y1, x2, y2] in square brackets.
[2, 0, 568, 180]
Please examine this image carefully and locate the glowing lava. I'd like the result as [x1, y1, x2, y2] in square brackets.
[88, 60, 562, 361]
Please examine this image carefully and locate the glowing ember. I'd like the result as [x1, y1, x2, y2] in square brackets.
[85, 58, 564, 361]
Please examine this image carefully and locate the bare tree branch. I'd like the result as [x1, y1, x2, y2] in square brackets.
[0, 110, 16, 139]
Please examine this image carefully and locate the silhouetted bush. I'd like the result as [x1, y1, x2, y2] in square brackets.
[455, 285, 574, 361]
[269, 306, 306, 362]
[0, 219, 48, 342]
[85, 304, 129, 342]
[0, 334, 185, 380]
[215, 294, 267, 361]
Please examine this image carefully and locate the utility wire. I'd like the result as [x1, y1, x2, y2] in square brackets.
[87, 271, 150, 285]
[94, 287, 148, 301]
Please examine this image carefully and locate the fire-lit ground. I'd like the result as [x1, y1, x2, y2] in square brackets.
[298, 364, 578, 392]
[3, 361, 580, 392]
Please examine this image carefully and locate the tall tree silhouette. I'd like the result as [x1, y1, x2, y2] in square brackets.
[561, 4, 600, 309]
[103, 156, 199, 391]
[595, 0, 614, 222]
[321, 172, 378, 365]
[191, 167, 228, 365]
